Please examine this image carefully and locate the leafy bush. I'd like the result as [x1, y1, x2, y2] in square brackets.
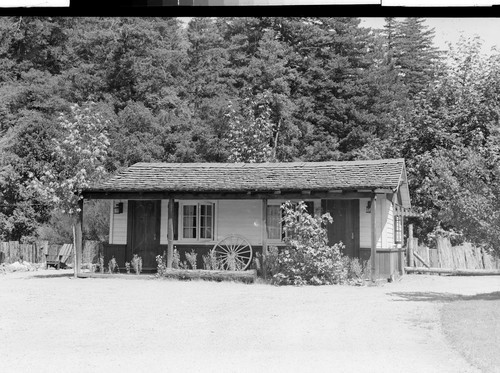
[266, 201, 357, 286]
[185, 250, 198, 270]
[203, 248, 221, 270]
[131, 254, 142, 274]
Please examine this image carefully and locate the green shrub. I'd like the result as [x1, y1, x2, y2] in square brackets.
[185, 250, 198, 270]
[266, 201, 355, 286]
[203, 248, 221, 270]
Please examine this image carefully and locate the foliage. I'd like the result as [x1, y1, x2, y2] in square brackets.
[185, 249, 198, 270]
[131, 254, 142, 275]
[0, 162, 51, 242]
[125, 261, 131, 274]
[225, 95, 274, 163]
[203, 248, 222, 270]
[29, 101, 110, 216]
[267, 201, 351, 286]
[156, 255, 166, 276]
[108, 256, 118, 274]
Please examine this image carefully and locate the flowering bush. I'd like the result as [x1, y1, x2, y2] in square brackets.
[266, 201, 351, 286]
[131, 254, 142, 275]
[29, 102, 110, 216]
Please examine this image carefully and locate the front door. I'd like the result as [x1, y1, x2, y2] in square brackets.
[322, 200, 360, 258]
[127, 200, 161, 269]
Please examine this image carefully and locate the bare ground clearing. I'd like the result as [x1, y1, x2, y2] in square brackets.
[1, 270, 499, 373]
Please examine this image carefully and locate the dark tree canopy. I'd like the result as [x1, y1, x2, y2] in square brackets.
[0, 17, 499, 254]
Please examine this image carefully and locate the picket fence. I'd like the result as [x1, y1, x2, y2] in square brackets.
[409, 236, 500, 270]
[0, 240, 103, 266]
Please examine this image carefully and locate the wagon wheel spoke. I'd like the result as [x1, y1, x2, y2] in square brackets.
[212, 235, 253, 271]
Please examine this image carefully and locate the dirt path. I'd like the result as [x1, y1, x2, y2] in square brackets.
[1, 270, 499, 373]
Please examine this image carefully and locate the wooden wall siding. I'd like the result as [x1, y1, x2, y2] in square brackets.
[359, 196, 393, 250]
[382, 201, 394, 248]
[376, 250, 401, 278]
[109, 200, 128, 245]
[217, 200, 262, 245]
[160, 200, 168, 245]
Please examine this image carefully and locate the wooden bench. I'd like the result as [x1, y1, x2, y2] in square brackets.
[46, 244, 73, 269]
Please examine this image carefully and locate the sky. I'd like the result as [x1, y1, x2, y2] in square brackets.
[360, 18, 500, 54]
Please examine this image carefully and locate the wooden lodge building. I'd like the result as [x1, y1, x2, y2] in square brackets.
[80, 159, 411, 280]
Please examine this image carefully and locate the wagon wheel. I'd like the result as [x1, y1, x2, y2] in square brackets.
[213, 235, 253, 271]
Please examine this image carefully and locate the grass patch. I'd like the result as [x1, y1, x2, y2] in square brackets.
[441, 295, 500, 373]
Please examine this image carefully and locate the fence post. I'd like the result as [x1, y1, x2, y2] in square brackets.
[407, 224, 414, 267]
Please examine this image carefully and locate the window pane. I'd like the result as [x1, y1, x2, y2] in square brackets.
[267, 205, 281, 240]
[200, 203, 214, 239]
[183, 205, 197, 239]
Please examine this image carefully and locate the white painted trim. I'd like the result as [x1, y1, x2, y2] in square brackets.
[178, 200, 218, 242]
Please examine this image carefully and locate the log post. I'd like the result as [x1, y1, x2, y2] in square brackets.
[370, 194, 377, 282]
[74, 198, 84, 278]
[407, 224, 414, 267]
[262, 198, 268, 279]
[167, 198, 174, 268]
[399, 206, 405, 275]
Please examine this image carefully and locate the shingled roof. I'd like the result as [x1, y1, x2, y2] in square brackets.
[84, 159, 409, 200]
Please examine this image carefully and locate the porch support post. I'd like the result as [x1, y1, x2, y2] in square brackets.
[74, 198, 83, 278]
[262, 198, 268, 279]
[399, 205, 405, 275]
[167, 198, 174, 268]
[370, 194, 377, 282]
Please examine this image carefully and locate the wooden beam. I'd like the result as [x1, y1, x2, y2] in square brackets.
[262, 198, 268, 279]
[167, 198, 174, 269]
[405, 267, 500, 276]
[407, 224, 414, 267]
[74, 198, 84, 278]
[413, 251, 430, 268]
[160, 268, 257, 283]
[370, 194, 377, 282]
[83, 191, 376, 201]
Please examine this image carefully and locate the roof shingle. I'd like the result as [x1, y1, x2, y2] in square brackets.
[84, 159, 406, 193]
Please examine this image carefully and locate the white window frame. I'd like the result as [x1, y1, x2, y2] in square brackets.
[178, 200, 217, 243]
[266, 199, 319, 244]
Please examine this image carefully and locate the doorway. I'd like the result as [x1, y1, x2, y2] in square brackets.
[322, 199, 360, 258]
[127, 200, 161, 269]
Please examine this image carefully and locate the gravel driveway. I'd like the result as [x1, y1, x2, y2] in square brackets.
[1, 270, 499, 373]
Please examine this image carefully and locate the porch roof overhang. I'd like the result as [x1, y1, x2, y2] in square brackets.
[82, 159, 411, 208]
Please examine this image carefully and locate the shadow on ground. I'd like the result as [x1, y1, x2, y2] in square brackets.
[389, 291, 500, 302]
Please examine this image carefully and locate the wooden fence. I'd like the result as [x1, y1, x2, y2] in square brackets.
[0, 240, 103, 267]
[409, 236, 500, 270]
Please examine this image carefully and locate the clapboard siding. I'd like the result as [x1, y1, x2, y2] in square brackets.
[217, 200, 262, 246]
[385, 201, 394, 247]
[359, 196, 395, 250]
[110, 200, 128, 245]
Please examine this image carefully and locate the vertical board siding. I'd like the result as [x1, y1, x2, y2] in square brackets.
[110, 200, 128, 244]
[160, 200, 168, 245]
[217, 200, 262, 245]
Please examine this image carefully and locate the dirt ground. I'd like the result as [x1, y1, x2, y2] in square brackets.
[1, 270, 499, 373]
